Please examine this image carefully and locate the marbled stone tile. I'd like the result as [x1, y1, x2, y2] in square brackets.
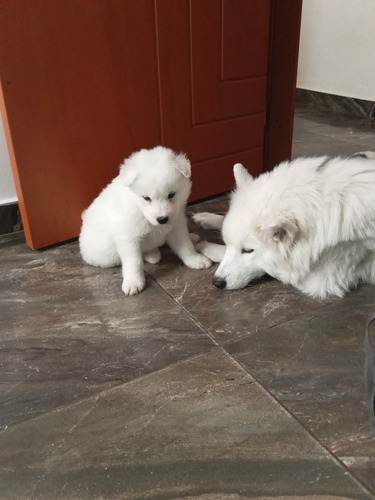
[308, 123, 375, 151]
[0, 348, 372, 499]
[292, 128, 371, 159]
[294, 104, 375, 131]
[228, 290, 375, 492]
[176, 497, 365, 500]
[296, 89, 375, 119]
[0, 234, 214, 428]
[146, 209, 334, 346]
[146, 256, 331, 346]
[292, 109, 375, 159]
[293, 111, 328, 130]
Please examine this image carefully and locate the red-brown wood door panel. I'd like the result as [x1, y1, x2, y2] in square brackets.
[0, 0, 300, 249]
[191, 0, 269, 122]
[0, 1, 162, 249]
[156, 0, 270, 199]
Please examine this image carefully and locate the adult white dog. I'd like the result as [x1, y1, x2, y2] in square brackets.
[79, 146, 211, 295]
[194, 152, 375, 299]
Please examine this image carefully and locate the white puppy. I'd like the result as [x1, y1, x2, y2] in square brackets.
[194, 152, 375, 299]
[79, 146, 211, 295]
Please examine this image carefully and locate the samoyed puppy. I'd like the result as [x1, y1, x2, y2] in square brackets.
[79, 146, 211, 295]
[194, 152, 375, 299]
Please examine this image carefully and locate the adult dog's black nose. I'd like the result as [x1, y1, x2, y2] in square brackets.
[157, 216, 169, 225]
[212, 276, 227, 289]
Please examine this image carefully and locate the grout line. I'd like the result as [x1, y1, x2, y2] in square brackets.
[148, 272, 375, 498]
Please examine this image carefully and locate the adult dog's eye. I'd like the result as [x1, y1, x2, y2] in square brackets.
[143, 196, 151, 202]
[241, 248, 254, 254]
[168, 192, 176, 199]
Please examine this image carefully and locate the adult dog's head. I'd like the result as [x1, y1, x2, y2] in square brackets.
[213, 163, 300, 290]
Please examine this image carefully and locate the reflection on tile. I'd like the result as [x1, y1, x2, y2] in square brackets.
[229, 288, 375, 492]
[0, 234, 213, 428]
[0, 349, 372, 499]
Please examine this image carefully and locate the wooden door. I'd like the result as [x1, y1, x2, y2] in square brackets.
[157, 0, 270, 200]
[0, 0, 302, 249]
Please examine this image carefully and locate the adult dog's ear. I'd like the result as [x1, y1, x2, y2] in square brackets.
[174, 152, 191, 178]
[120, 158, 138, 186]
[268, 218, 299, 245]
[233, 163, 253, 187]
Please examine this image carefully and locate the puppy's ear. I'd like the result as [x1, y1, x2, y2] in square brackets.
[120, 159, 138, 186]
[174, 152, 191, 178]
[233, 163, 253, 187]
[267, 218, 298, 245]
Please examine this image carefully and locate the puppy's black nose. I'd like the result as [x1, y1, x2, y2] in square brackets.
[157, 216, 169, 225]
[212, 276, 227, 289]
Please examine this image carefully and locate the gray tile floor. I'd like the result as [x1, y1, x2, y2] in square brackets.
[1, 104, 375, 499]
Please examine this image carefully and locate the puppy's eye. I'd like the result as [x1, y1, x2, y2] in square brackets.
[241, 248, 254, 254]
[143, 196, 151, 202]
[168, 192, 176, 199]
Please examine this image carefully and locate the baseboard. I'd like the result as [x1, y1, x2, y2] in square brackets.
[0, 202, 23, 236]
[296, 88, 375, 119]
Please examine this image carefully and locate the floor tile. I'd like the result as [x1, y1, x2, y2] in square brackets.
[0, 349, 372, 499]
[228, 286, 375, 492]
[0, 234, 214, 428]
[292, 128, 368, 158]
[292, 108, 375, 159]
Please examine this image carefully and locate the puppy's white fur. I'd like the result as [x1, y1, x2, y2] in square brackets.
[80, 146, 211, 295]
[194, 152, 375, 299]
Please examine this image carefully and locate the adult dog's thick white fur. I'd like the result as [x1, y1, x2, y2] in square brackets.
[79, 146, 211, 295]
[194, 152, 375, 299]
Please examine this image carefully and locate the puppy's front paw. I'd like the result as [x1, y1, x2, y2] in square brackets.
[122, 275, 146, 296]
[184, 253, 212, 270]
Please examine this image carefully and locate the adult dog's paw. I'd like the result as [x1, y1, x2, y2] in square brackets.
[184, 253, 212, 269]
[189, 233, 200, 244]
[192, 212, 224, 230]
[196, 241, 226, 263]
[122, 275, 146, 295]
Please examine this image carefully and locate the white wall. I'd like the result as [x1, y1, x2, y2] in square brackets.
[297, 0, 375, 101]
[0, 113, 17, 204]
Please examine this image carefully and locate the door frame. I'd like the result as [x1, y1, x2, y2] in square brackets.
[264, 0, 303, 172]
